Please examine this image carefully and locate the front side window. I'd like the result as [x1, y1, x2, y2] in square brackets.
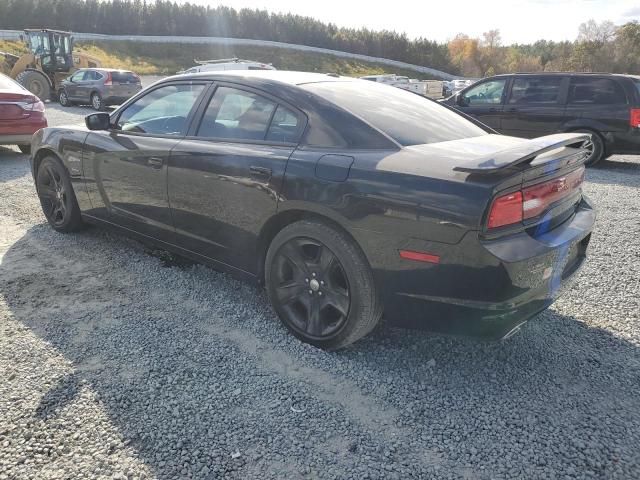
[568, 78, 627, 105]
[462, 79, 507, 106]
[70, 71, 85, 82]
[116, 83, 206, 135]
[509, 77, 564, 104]
[197, 86, 277, 141]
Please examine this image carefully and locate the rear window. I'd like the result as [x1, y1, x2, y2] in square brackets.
[111, 71, 139, 83]
[302, 80, 487, 146]
[568, 78, 627, 105]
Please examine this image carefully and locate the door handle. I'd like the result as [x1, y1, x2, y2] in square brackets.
[148, 157, 163, 168]
[249, 166, 272, 179]
[489, 107, 497, 112]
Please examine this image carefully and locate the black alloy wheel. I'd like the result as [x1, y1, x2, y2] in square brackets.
[36, 156, 83, 232]
[272, 237, 351, 338]
[266, 219, 382, 350]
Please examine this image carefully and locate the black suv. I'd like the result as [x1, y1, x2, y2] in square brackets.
[444, 73, 640, 165]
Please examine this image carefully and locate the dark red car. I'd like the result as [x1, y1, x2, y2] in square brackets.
[0, 73, 47, 154]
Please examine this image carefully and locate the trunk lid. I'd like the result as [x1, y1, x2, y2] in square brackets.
[401, 133, 590, 235]
[0, 92, 37, 121]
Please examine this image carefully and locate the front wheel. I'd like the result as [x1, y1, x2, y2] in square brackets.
[58, 89, 71, 107]
[265, 219, 382, 350]
[36, 156, 84, 233]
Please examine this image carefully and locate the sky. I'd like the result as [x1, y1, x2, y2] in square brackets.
[182, 0, 640, 44]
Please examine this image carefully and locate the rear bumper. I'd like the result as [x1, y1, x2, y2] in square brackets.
[102, 85, 142, 105]
[370, 196, 596, 339]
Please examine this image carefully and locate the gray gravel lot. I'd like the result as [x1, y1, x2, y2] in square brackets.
[0, 99, 639, 480]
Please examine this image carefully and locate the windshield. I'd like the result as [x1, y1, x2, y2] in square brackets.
[302, 80, 487, 146]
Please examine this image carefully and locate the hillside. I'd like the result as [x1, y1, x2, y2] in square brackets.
[0, 39, 444, 79]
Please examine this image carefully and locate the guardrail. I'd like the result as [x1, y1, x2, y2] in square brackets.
[0, 29, 457, 80]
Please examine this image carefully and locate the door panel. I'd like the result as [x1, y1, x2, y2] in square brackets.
[167, 85, 304, 274]
[82, 82, 208, 242]
[168, 140, 293, 274]
[500, 76, 568, 138]
[83, 132, 179, 242]
[66, 71, 85, 100]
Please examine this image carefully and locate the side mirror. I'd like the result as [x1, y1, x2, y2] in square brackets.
[456, 94, 468, 107]
[85, 113, 111, 131]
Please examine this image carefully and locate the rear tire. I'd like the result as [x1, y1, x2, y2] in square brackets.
[15, 70, 51, 101]
[265, 219, 382, 350]
[575, 129, 605, 166]
[91, 92, 104, 111]
[18, 145, 31, 154]
[36, 155, 84, 233]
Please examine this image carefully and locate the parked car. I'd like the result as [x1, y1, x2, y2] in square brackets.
[443, 72, 640, 165]
[178, 58, 276, 75]
[58, 68, 142, 110]
[30, 71, 595, 349]
[0, 72, 47, 154]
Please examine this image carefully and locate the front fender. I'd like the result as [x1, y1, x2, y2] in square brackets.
[31, 126, 92, 211]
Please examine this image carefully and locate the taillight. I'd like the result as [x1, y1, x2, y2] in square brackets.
[487, 191, 523, 229]
[487, 166, 585, 230]
[522, 167, 584, 219]
[30, 99, 45, 112]
[104, 72, 113, 86]
[630, 108, 640, 128]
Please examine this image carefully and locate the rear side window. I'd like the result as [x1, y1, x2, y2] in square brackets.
[197, 86, 277, 141]
[508, 77, 564, 104]
[303, 80, 487, 146]
[266, 105, 301, 143]
[568, 78, 627, 105]
[112, 71, 138, 83]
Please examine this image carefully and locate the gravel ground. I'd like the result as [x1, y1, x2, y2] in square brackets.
[0, 99, 639, 480]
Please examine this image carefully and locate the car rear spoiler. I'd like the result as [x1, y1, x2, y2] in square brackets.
[454, 133, 591, 173]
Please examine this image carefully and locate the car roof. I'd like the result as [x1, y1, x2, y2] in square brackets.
[161, 70, 355, 87]
[490, 72, 636, 79]
[79, 67, 135, 73]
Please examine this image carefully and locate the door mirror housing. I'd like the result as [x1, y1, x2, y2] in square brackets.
[85, 113, 111, 131]
[456, 93, 469, 107]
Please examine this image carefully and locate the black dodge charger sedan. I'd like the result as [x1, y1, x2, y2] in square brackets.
[30, 71, 595, 349]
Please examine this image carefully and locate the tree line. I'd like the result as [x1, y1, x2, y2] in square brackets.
[448, 21, 640, 77]
[0, 0, 639, 77]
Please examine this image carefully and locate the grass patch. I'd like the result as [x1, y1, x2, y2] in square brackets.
[78, 41, 444, 79]
[2, 38, 446, 79]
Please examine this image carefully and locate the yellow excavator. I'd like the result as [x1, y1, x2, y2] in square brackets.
[0, 29, 101, 101]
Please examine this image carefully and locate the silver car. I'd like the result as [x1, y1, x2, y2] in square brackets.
[58, 68, 142, 110]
